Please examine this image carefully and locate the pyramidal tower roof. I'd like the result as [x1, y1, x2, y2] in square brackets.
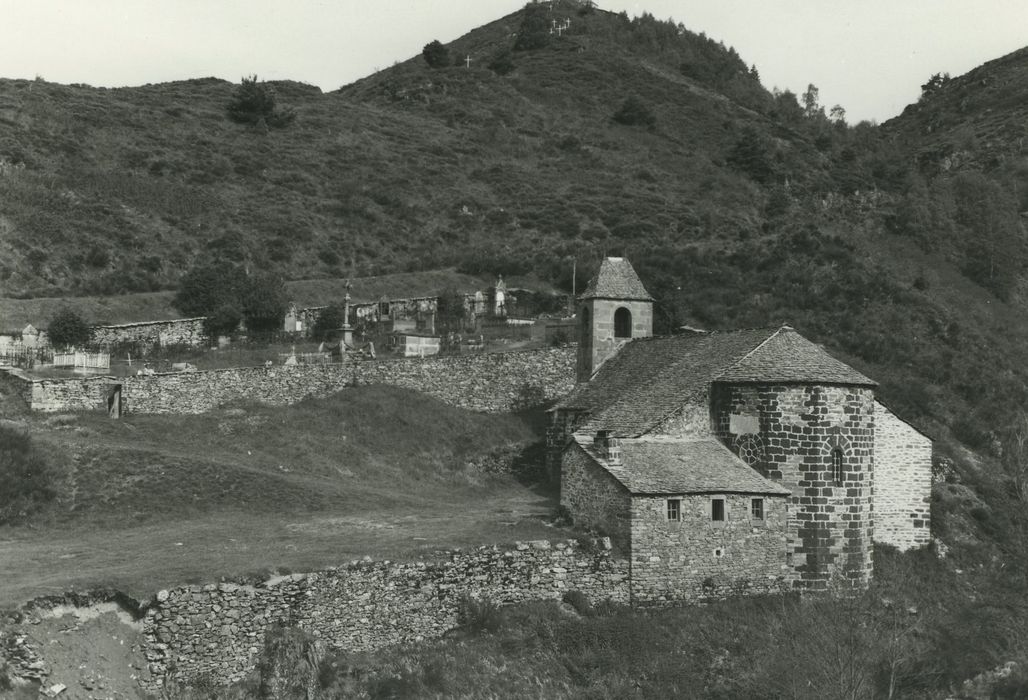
[579, 257, 654, 301]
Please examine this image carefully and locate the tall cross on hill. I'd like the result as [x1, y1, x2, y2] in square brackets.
[464, 55, 472, 68]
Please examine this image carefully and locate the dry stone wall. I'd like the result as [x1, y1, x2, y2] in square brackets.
[142, 540, 628, 688]
[29, 374, 116, 413]
[120, 347, 575, 415]
[874, 401, 932, 551]
[90, 317, 208, 351]
[4, 347, 576, 415]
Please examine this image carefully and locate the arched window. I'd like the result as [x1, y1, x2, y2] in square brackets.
[832, 448, 844, 484]
[614, 307, 632, 338]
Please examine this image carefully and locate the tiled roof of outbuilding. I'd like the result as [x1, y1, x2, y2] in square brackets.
[579, 257, 654, 301]
[573, 434, 790, 495]
[556, 327, 876, 437]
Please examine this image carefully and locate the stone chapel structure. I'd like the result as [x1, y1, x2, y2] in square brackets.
[549, 257, 932, 604]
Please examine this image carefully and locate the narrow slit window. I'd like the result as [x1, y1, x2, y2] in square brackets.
[751, 498, 764, 520]
[667, 499, 681, 522]
[832, 448, 844, 484]
[711, 498, 725, 522]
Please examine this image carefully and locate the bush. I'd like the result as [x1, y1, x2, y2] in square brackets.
[514, 4, 551, 51]
[0, 426, 58, 525]
[562, 590, 595, 617]
[226, 75, 295, 128]
[47, 307, 91, 349]
[488, 49, 516, 75]
[422, 40, 450, 69]
[311, 304, 346, 342]
[173, 263, 287, 338]
[457, 595, 502, 634]
[242, 272, 288, 336]
[613, 96, 656, 129]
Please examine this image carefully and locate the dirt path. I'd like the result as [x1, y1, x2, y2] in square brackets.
[13, 606, 149, 699]
[0, 491, 559, 608]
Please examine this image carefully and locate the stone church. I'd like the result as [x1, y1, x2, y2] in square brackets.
[549, 257, 932, 604]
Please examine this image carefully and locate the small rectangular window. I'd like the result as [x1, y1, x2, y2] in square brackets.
[667, 499, 680, 522]
[751, 498, 764, 520]
[711, 498, 725, 522]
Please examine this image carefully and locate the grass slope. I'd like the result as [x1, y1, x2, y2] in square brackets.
[0, 385, 559, 605]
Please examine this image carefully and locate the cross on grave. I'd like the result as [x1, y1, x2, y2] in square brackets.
[464, 54, 472, 68]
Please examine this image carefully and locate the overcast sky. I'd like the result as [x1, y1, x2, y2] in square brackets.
[1, 1, 1025, 124]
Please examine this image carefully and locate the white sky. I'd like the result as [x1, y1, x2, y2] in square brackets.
[0, 1, 1025, 124]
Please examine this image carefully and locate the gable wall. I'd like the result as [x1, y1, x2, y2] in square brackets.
[711, 383, 875, 591]
[650, 401, 711, 437]
[874, 401, 932, 550]
[629, 493, 790, 604]
[560, 445, 631, 549]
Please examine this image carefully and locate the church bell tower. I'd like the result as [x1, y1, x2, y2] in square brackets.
[577, 257, 653, 383]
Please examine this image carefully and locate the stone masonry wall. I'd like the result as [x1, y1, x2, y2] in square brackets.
[629, 493, 790, 604]
[143, 540, 628, 688]
[27, 374, 117, 413]
[875, 401, 932, 551]
[90, 318, 208, 350]
[712, 383, 875, 591]
[560, 444, 632, 548]
[13, 347, 575, 415]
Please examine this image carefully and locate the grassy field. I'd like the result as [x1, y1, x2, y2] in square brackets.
[0, 385, 562, 607]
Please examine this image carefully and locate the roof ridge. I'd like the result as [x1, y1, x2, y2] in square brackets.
[711, 326, 786, 382]
[633, 329, 779, 436]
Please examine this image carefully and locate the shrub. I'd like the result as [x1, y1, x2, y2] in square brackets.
[457, 594, 502, 634]
[47, 307, 91, 349]
[488, 49, 516, 75]
[422, 40, 450, 69]
[613, 96, 656, 129]
[174, 263, 286, 338]
[242, 272, 288, 336]
[514, 4, 551, 51]
[226, 75, 295, 128]
[311, 304, 346, 341]
[0, 426, 58, 525]
[562, 590, 595, 617]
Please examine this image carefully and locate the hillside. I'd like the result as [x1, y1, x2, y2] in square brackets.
[0, 386, 557, 605]
[0, 3, 1026, 515]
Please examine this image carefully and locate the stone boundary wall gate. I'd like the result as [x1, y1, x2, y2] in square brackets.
[2, 346, 576, 415]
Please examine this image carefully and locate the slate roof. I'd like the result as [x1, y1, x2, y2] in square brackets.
[574, 434, 790, 495]
[718, 327, 876, 386]
[556, 326, 876, 437]
[579, 257, 654, 301]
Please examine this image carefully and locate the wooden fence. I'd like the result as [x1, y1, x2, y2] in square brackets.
[52, 351, 111, 370]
